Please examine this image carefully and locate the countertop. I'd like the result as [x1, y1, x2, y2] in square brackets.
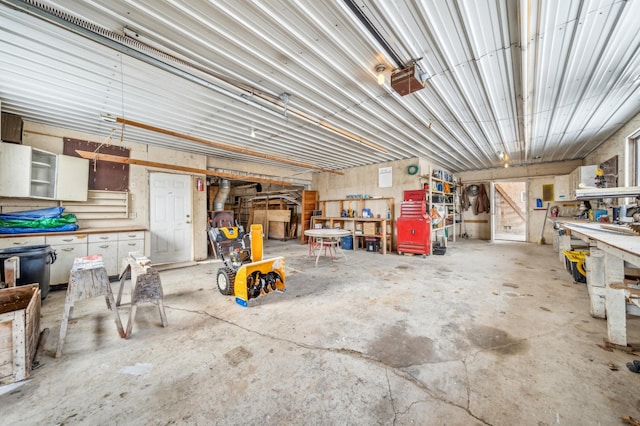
[0, 227, 148, 238]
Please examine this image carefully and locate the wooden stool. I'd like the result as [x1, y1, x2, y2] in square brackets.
[55, 255, 125, 358]
[117, 254, 168, 338]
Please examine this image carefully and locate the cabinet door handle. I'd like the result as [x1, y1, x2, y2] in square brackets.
[128, 243, 137, 246]
[100, 236, 109, 240]
[99, 245, 109, 248]
[127, 234, 137, 238]
[62, 238, 74, 242]
[62, 248, 75, 252]
[13, 241, 28, 245]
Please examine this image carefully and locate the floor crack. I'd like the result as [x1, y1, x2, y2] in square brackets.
[166, 304, 492, 424]
[385, 369, 398, 425]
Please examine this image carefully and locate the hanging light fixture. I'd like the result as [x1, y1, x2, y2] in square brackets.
[375, 64, 386, 85]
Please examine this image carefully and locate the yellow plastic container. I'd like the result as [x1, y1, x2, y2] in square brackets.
[562, 250, 587, 283]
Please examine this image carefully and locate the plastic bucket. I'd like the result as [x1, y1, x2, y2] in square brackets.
[0, 245, 56, 299]
[341, 236, 353, 250]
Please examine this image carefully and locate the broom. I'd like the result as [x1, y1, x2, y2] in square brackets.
[538, 203, 550, 245]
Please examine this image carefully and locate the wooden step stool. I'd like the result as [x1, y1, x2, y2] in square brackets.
[55, 255, 125, 358]
[117, 254, 168, 338]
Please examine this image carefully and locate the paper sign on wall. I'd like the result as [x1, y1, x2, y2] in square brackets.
[379, 166, 392, 188]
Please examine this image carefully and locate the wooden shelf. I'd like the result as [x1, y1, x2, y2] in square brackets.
[62, 190, 128, 219]
[310, 215, 393, 254]
[427, 166, 458, 254]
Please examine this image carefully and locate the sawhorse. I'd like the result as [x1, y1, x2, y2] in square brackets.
[117, 254, 168, 338]
[55, 255, 125, 357]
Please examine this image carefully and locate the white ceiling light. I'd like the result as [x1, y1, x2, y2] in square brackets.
[375, 64, 386, 85]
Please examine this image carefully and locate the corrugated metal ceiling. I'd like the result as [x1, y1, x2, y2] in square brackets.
[0, 0, 639, 178]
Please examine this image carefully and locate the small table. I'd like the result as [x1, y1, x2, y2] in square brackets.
[304, 229, 351, 267]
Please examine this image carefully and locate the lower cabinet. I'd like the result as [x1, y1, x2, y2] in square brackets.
[47, 232, 146, 283]
[0, 230, 147, 285]
[116, 231, 145, 273]
[45, 234, 88, 285]
[88, 233, 119, 276]
[0, 236, 46, 249]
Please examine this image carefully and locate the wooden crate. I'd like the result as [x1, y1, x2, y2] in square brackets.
[363, 222, 377, 235]
[0, 284, 41, 384]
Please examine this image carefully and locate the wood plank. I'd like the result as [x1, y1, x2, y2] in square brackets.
[115, 117, 343, 174]
[600, 224, 638, 235]
[12, 310, 26, 381]
[253, 210, 291, 222]
[0, 321, 12, 347]
[75, 151, 296, 186]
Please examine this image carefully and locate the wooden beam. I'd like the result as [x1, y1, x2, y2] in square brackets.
[115, 117, 343, 175]
[495, 184, 526, 222]
[75, 151, 296, 186]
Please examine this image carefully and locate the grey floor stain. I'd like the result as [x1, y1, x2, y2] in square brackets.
[224, 346, 253, 367]
[395, 264, 412, 270]
[367, 323, 437, 368]
[466, 325, 527, 355]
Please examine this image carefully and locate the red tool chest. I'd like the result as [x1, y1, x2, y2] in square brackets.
[397, 190, 431, 256]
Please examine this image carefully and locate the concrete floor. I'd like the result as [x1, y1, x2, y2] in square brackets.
[3, 239, 640, 425]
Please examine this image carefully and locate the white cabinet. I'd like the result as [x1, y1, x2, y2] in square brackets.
[0, 236, 46, 249]
[45, 234, 88, 285]
[87, 233, 119, 276]
[117, 231, 145, 266]
[1, 230, 146, 284]
[0, 142, 89, 201]
[554, 175, 570, 201]
[0, 143, 31, 197]
[55, 154, 90, 201]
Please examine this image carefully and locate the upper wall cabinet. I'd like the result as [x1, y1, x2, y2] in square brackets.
[0, 142, 89, 201]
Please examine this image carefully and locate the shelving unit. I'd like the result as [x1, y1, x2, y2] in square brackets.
[300, 190, 318, 244]
[30, 149, 56, 199]
[312, 197, 394, 253]
[62, 190, 129, 219]
[425, 166, 458, 254]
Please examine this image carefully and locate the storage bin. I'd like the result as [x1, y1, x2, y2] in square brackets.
[0, 245, 56, 299]
[341, 236, 353, 250]
[562, 250, 587, 283]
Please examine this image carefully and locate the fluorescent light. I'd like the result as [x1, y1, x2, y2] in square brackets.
[100, 112, 117, 123]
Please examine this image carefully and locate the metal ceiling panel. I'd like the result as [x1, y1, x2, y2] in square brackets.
[0, 0, 639, 176]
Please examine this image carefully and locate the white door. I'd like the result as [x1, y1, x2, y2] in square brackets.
[150, 173, 192, 264]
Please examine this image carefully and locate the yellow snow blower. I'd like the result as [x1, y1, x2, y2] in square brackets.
[208, 223, 285, 307]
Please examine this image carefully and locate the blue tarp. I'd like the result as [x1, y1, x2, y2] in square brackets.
[0, 207, 64, 220]
[0, 207, 77, 234]
[0, 224, 79, 234]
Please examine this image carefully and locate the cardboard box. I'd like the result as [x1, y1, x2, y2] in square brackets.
[363, 222, 377, 235]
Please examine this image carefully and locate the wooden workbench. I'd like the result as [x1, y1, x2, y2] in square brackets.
[557, 221, 640, 346]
